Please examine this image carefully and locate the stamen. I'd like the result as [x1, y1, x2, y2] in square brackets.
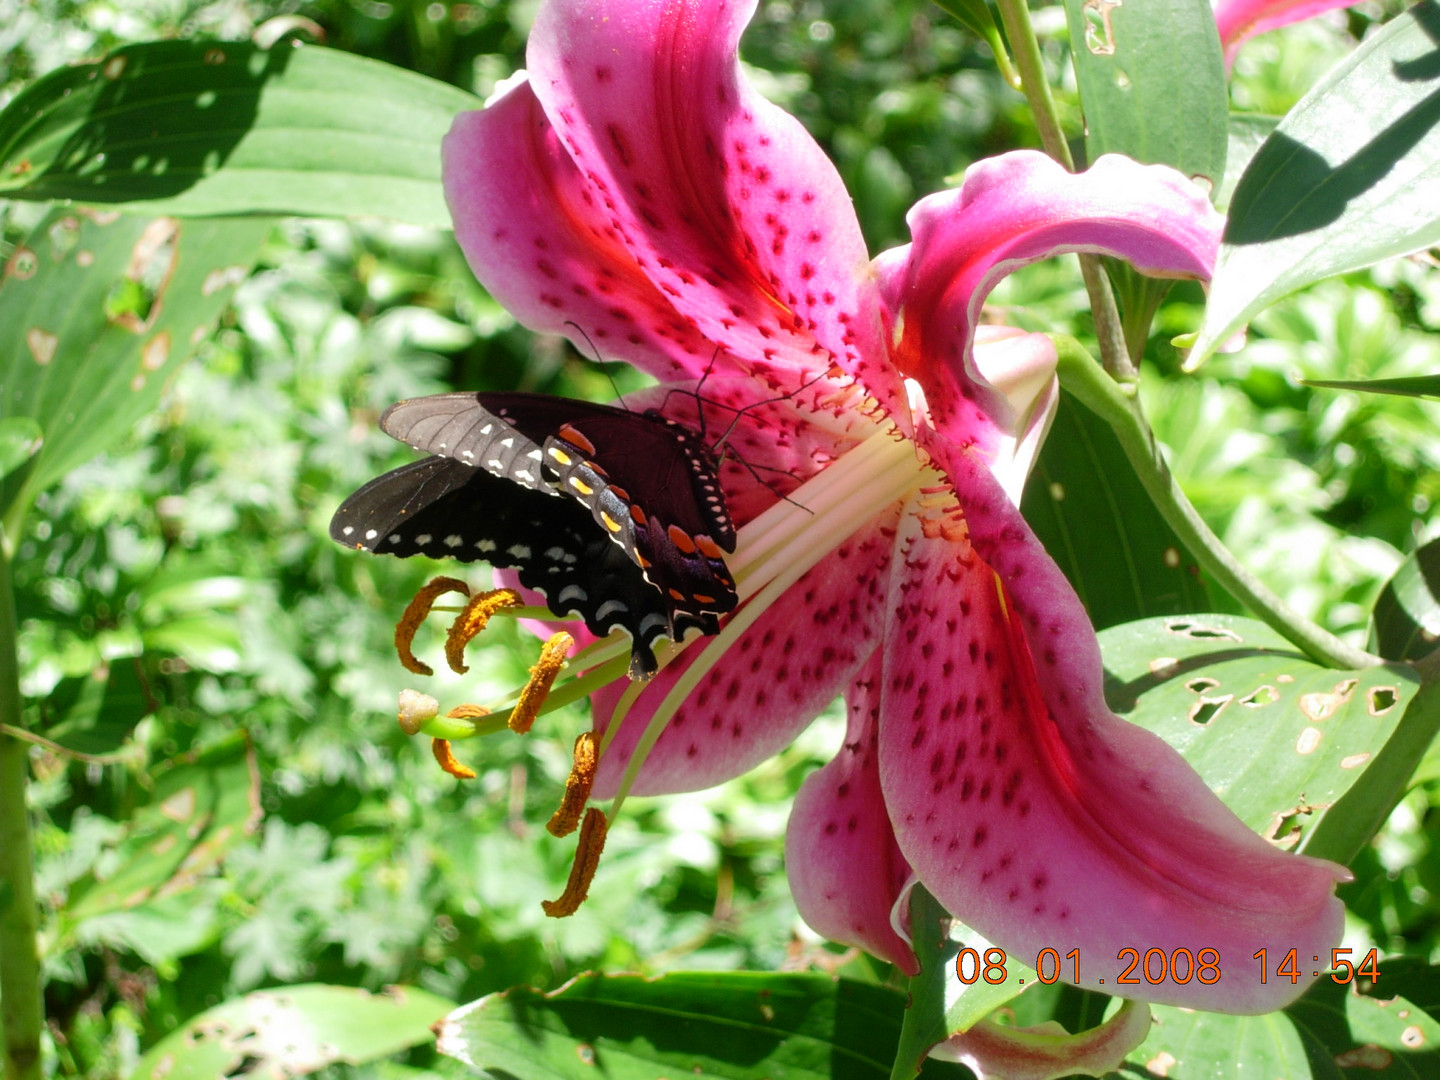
[395, 576, 469, 676]
[446, 703, 492, 720]
[607, 426, 936, 824]
[397, 688, 439, 735]
[431, 738, 477, 780]
[510, 632, 574, 734]
[547, 731, 598, 837]
[541, 807, 608, 917]
[445, 588, 523, 674]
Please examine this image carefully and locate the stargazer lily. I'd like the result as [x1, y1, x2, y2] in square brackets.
[437, 0, 1347, 1013]
[1213, 0, 1354, 63]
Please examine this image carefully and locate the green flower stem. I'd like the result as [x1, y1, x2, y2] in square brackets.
[992, 0, 1134, 383]
[1053, 335, 1384, 671]
[0, 548, 43, 1080]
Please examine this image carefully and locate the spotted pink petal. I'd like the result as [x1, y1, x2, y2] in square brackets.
[443, 83, 722, 383]
[785, 652, 916, 973]
[590, 505, 900, 798]
[524, 0, 904, 412]
[874, 152, 1221, 444]
[1213, 0, 1353, 62]
[877, 480, 1347, 1012]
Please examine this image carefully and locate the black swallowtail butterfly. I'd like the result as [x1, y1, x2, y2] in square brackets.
[330, 392, 739, 680]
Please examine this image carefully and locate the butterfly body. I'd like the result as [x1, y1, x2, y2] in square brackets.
[331, 392, 738, 679]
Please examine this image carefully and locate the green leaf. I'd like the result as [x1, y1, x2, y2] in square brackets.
[894, 884, 1036, 1077]
[1218, 114, 1281, 212]
[1061, 0, 1226, 357]
[1022, 392, 1214, 631]
[1062, 0, 1227, 182]
[1192, 2, 1440, 365]
[1371, 537, 1440, 662]
[0, 209, 270, 527]
[0, 40, 479, 224]
[1287, 973, 1440, 1078]
[1124, 1006, 1321, 1079]
[931, 0, 1011, 78]
[132, 984, 455, 1080]
[1098, 615, 1422, 863]
[36, 660, 153, 759]
[1124, 960, 1440, 1077]
[1303, 374, 1440, 400]
[435, 970, 968, 1080]
[63, 733, 261, 925]
[0, 416, 42, 482]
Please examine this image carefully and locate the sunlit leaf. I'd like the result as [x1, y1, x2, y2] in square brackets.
[132, 984, 455, 1080]
[0, 40, 479, 225]
[437, 970, 968, 1079]
[1099, 615, 1423, 864]
[1192, 3, 1440, 365]
[0, 416, 42, 482]
[0, 209, 269, 526]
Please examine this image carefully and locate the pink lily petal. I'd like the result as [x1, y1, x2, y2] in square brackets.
[967, 327, 1060, 505]
[444, 83, 724, 382]
[523, 0, 904, 411]
[932, 1000, 1152, 1080]
[590, 505, 900, 798]
[1214, 0, 1353, 62]
[874, 152, 1221, 443]
[620, 375, 874, 524]
[785, 652, 916, 973]
[877, 489, 1347, 1013]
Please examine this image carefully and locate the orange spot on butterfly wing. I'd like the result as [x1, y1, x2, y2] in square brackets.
[556, 423, 597, 455]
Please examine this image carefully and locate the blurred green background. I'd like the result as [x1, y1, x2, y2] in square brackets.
[4, 1, 1439, 1076]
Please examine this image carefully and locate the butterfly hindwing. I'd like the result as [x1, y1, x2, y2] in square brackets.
[330, 456, 674, 678]
[340, 391, 743, 678]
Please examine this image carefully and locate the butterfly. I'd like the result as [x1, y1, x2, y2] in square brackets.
[330, 392, 739, 680]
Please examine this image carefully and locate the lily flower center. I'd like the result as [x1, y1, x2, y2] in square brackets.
[602, 403, 944, 818]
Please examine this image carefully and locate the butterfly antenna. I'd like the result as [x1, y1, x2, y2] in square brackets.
[565, 320, 632, 412]
[708, 362, 838, 456]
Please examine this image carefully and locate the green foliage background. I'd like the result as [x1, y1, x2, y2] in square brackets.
[4, 1, 1440, 1077]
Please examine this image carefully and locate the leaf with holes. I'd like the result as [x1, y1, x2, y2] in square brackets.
[1061, 0, 1227, 352]
[1191, 2, 1440, 365]
[0, 40, 478, 225]
[1022, 392, 1214, 631]
[1123, 964, 1440, 1078]
[436, 970, 969, 1080]
[0, 209, 270, 527]
[131, 984, 455, 1080]
[61, 733, 261, 926]
[1098, 615, 1422, 865]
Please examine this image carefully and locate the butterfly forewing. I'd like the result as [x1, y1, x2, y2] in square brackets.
[340, 390, 743, 679]
[330, 456, 673, 678]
